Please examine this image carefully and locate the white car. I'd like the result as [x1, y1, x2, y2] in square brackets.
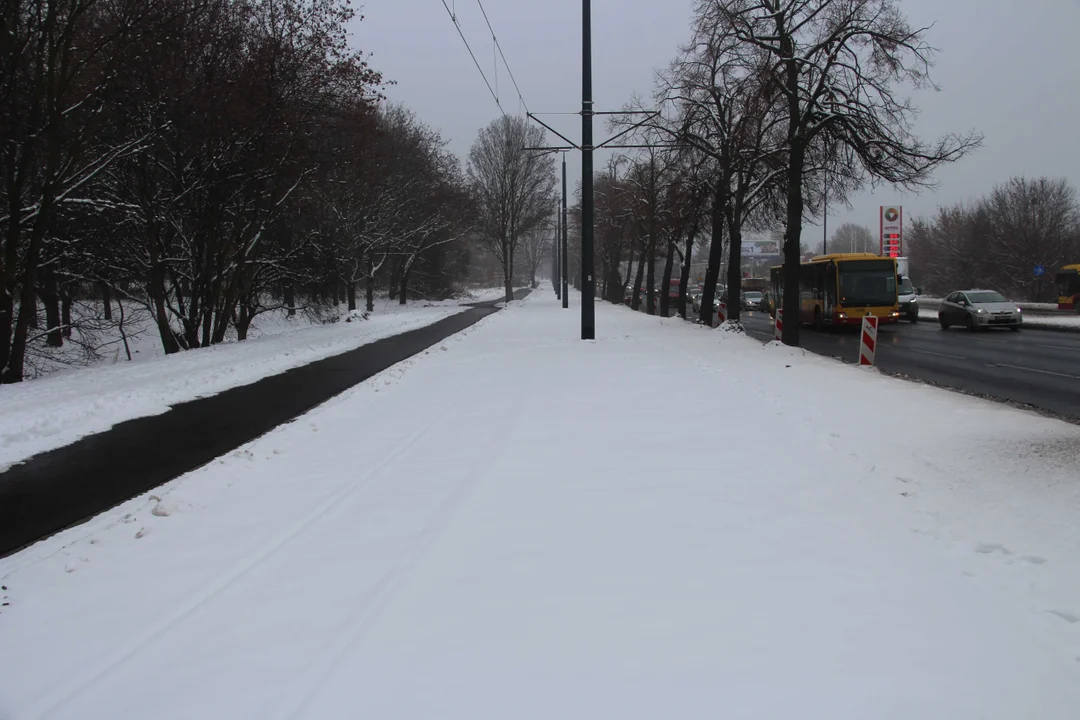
[938, 290, 1022, 331]
[897, 277, 919, 323]
[742, 291, 763, 310]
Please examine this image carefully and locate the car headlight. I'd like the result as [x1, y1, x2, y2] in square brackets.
[976, 308, 987, 314]
[1016, 307, 1022, 313]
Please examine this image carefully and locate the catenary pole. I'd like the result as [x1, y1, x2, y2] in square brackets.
[580, 0, 595, 338]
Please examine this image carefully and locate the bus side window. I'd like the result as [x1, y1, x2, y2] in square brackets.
[826, 262, 837, 309]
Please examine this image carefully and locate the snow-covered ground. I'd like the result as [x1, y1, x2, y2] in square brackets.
[0, 293, 500, 471]
[916, 305, 1080, 330]
[3, 291, 1080, 718]
[916, 297, 1061, 312]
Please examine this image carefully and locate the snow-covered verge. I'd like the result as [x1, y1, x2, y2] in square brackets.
[18, 287, 510, 380]
[918, 296, 1064, 314]
[0, 299, 475, 471]
[2, 291, 1080, 718]
[916, 305, 1080, 330]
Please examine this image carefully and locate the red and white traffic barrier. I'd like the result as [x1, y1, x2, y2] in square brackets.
[709, 301, 727, 328]
[774, 309, 783, 341]
[859, 315, 879, 366]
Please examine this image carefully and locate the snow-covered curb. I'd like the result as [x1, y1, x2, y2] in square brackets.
[916, 307, 1080, 332]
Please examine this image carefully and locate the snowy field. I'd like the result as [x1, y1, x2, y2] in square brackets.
[3, 290, 1080, 718]
[0, 290, 503, 471]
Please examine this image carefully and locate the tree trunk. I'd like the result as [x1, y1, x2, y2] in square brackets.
[679, 226, 696, 319]
[726, 201, 744, 323]
[347, 281, 357, 311]
[631, 241, 646, 310]
[659, 240, 675, 317]
[400, 264, 410, 305]
[284, 285, 296, 317]
[40, 268, 63, 347]
[365, 262, 375, 313]
[0, 204, 19, 377]
[235, 304, 253, 341]
[781, 35, 804, 347]
[149, 274, 180, 355]
[699, 186, 727, 325]
[211, 304, 231, 344]
[61, 290, 72, 339]
[101, 282, 113, 320]
[782, 143, 806, 347]
[27, 293, 38, 329]
[388, 259, 401, 301]
[645, 239, 656, 316]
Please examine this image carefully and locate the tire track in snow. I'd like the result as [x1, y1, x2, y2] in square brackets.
[275, 364, 537, 720]
[31, 389, 464, 720]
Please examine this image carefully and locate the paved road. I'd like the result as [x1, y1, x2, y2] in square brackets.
[739, 311, 1080, 421]
[0, 290, 530, 558]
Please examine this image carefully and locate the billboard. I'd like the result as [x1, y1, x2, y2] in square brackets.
[742, 241, 780, 256]
[880, 206, 902, 257]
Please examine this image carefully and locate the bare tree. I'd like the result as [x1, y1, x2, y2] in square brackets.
[467, 116, 556, 302]
[830, 223, 873, 253]
[706, 0, 981, 345]
[518, 226, 552, 289]
[908, 177, 1080, 301]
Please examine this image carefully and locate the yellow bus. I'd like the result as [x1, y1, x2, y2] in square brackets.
[770, 253, 901, 329]
[1056, 265, 1080, 313]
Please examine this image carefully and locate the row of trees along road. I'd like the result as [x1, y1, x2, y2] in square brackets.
[591, 0, 981, 345]
[907, 177, 1080, 303]
[0, 0, 518, 383]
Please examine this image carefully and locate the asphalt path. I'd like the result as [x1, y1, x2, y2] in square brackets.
[0, 290, 530, 558]
[739, 311, 1080, 422]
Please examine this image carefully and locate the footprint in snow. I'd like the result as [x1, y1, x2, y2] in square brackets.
[974, 542, 1012, 556]
[1045, 609, 1079, 624]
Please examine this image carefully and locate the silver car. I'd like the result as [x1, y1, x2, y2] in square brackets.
[938, 290, 1022, 331]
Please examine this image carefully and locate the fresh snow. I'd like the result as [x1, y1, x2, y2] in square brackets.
[916, 305, 1080, 330]
[3, 290, 1080, 718]
[0, 296, 486, 470]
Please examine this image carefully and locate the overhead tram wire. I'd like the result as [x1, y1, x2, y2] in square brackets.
[474, 0, 529, 115]
[439, 0, 505, 115]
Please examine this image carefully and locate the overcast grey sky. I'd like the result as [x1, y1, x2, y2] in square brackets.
[354, 0, 1080, 248]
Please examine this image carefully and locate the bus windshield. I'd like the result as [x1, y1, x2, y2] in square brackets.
[838, 260, 896, 307]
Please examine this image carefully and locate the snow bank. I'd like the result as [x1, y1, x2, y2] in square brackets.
[917, 306, 1080, 330]
[2, 291, 1080, 718]
[0, 299, 471, 470]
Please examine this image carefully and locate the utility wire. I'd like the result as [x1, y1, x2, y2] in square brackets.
[439, 0, 504, 115]
[474, 0, 529, 115]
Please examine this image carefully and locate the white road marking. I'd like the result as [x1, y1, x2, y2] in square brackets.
[1032, 343, 1079, 351]
[991, 363, 1080, 380]
[908, 348, 968, 360]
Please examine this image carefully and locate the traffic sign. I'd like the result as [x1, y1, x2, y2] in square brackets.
[880, 206, 903, 257]
[1034, 265, 1046, 277]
